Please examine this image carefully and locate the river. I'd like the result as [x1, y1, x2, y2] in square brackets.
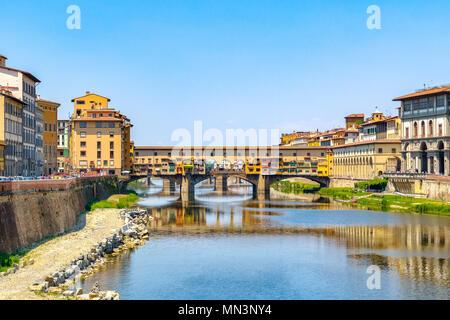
[80, 180, 450, 300]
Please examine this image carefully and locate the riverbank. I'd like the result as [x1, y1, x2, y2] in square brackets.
[0, 205, 151, 300]
[269, 179, 450, 216]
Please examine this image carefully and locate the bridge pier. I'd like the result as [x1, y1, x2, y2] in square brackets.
[215, 176, 228, 192]
[180, 175, 196, 202]
[162, 178, 176, 195]
[255, 175, 271, 200]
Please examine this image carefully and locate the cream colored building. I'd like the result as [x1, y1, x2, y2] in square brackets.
[0, 53, 41, 176]
[332, 140, 401, 179]
[394, 86, 450, 175]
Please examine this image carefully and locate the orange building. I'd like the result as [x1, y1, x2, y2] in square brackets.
[69, 92, 132, 176]
[37, 96, 60, 174]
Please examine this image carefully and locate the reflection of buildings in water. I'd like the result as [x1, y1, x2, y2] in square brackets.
[348, 253, 449, 290]
[241, 208, 276, 228]
[331, 224, 449, 253]
[147, 206, 207, 229]
[332, 224, 450, 289]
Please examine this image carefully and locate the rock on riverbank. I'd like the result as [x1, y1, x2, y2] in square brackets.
[0, 207, 151, 300]
[28, 208, 151, 300]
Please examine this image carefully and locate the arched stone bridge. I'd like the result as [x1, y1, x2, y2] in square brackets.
[123, 171, 329, 201]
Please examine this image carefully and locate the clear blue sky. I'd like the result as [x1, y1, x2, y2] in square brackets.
[2, 0, 450, 146]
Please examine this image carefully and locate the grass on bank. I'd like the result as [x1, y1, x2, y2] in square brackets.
[318, 188, 450, 216]
[0, 252, 21, 273]
[271, 178, 450, 216]
[85, 192, 140, 211]
[271, 181, 319, 194]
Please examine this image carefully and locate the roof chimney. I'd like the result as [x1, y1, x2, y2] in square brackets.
[86, 91, 90, 95]
[0, 54, 7, 67]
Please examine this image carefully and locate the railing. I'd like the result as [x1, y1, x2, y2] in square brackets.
[383, 172, 427, 179]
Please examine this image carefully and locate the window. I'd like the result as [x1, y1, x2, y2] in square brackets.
[405, 127, 409, 139]
[96, 122, 102, 128]
[110, 141, 114, 149]
[45, 122, 47, 131]
[321, 152, 324, 157]
[419, 98, 427, 110]
[437, 95, 445, 108]
[97, 160, 101, 166]
[439, 124, 443, 136]
[392, 148, 396, 153]
[421, 121, 425, 138]
[307, 153, 311, 156]
[154, 152, 157, 156]
[103, 160, 108, 166]
[80, 141, 86, 147]
[109, 132, 114, 138]
[97, 142, 101, 149]
[413, 122, 418, 137]
[80, 131, 86, 138]
[378, 148, 383, 153]
[97, 151, 101, 158]
[429, 120, 433, 137]
[97, 132, 101, 138]
[404, 101, 412, 112]
[110, 160, 114, 166]
[79, 122, 87, 128]
[76, 100, 85, 105]
[80, 151, 86, 156]
[428, 97, 434, 109]
[79, 160, 87, 166]
[92, 114, 97, 118]
[108, 122, 115, 128]
[110, 151, 114, 158]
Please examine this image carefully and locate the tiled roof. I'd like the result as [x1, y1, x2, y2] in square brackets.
[393, 86, 450, 101]
[0, 91, 25, 104]
[0, 65, 40, 83]
[345, 113, 364, 118]
[331, 139, 401, 149]
[37, 98, 60, 106]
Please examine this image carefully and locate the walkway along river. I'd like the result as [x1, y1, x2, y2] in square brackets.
[80, 180, 450, 299]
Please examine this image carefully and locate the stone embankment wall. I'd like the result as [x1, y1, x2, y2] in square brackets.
[387, 175, 450, 201]
[329, 177, 366, 188]
[0, 177, 118, 253]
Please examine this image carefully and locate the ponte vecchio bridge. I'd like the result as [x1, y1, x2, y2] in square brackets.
[129, 146, 332, 201]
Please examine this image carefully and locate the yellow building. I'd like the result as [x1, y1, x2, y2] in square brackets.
[37, 96, 60, 174]
[70, 92, 132, 176]
[332, 140, 401, 179]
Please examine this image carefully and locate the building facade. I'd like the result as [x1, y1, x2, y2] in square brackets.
[0, 53, 41, 176]
[38, 97, 59, 174]
[57, 120, 70, 173]
[394, 86, 450, 175]
[0, 89, 24, 176]
[69, 92, 132, 176]
[332, 140, 401, 179]
[35, 104, 44, 175]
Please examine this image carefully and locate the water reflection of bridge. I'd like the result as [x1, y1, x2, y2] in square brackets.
[146, 203, 449, 284]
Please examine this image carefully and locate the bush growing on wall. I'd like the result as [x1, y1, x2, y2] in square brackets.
[355, 178, 388, 191]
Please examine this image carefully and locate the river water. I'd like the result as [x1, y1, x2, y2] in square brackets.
[80, 181, 450, 300]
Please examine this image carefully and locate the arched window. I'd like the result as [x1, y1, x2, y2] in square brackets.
[428, 120, 433, 137]
[414, 122, 418, 138]
[421, 121, 425, 138]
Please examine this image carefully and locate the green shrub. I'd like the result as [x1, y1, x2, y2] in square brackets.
[0, 252, 20, 272]
[355, 178, 388, 191]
